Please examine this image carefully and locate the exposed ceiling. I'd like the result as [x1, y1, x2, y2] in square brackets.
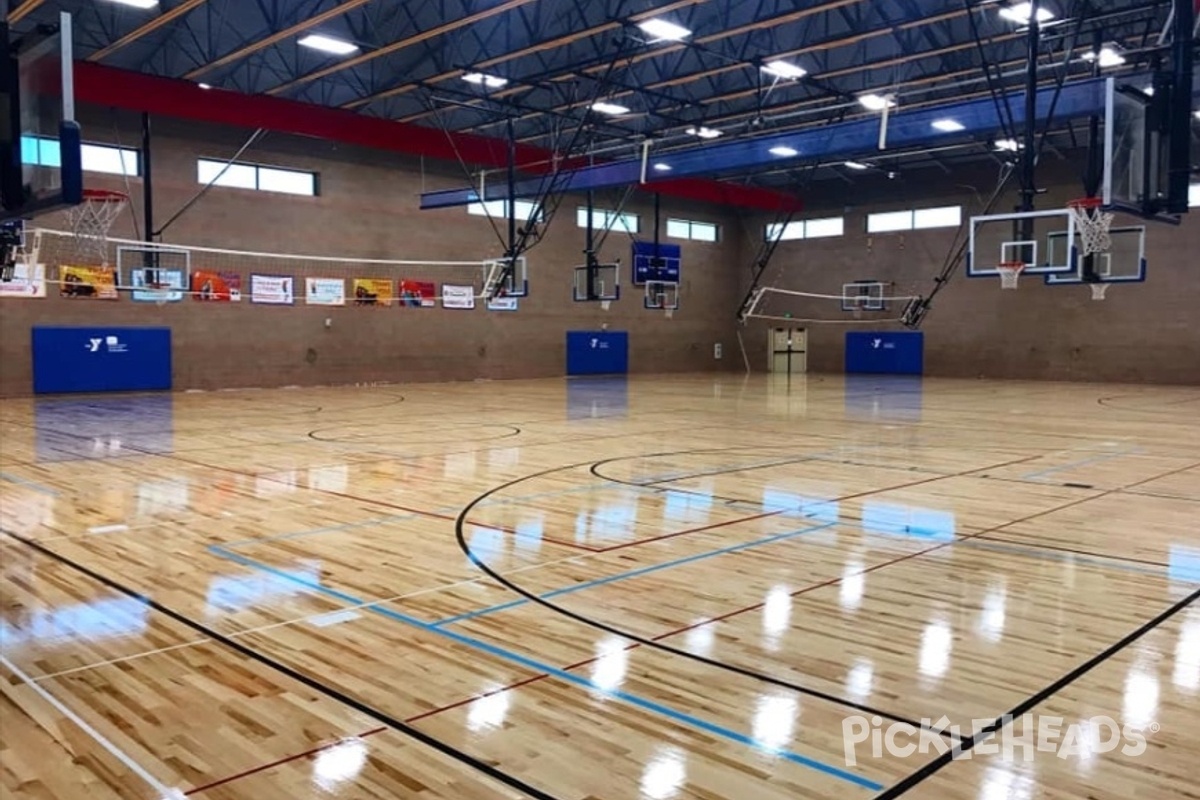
[9, 0, 1195, 188]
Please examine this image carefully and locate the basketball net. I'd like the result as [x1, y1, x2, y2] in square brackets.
[997, 261, 1025, 290]
[1067, 199, 1114, 257]
[65, 190, 128, 265]
[1068, 198, 1115, 301]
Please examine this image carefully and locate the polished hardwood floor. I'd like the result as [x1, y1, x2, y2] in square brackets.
[1, 374, 1197, 799]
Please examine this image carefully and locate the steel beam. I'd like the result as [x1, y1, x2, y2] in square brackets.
[420, 72, 1200, 209]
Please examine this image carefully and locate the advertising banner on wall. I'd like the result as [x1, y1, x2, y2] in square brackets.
[0, 262, 46, 298]
[250, 274, 294, 305]
[131, 269, 186, 303]
[191, 270, 242, 301]
[60, 265, 119, 299]
[442, 284, 476, 310]
[353, 278, 394, 306]
[399, 280, 436, 308]
[305, 278, 346, 306]
[487, 295, 518, 311]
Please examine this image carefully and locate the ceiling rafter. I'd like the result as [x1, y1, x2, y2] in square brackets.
[7, 0, 45, 25]
[264, 0, 542, 97]
[88, 0, 210, 63]
[468, 5, 978, 133]
[341, 0, 711, 112]
[182, 0, 375, 81]
[458, 0, 880, 129]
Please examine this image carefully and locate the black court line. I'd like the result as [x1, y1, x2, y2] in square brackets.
[453, 448, 1055, 740]
[973, 535, 1177, 570]
[0, 529, 561, 800]
[873, 585, 1200, 798]
[308, 424, 522, 445]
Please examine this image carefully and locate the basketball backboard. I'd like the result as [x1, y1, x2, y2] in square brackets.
[2, 12, 82, 220]
[1043, 224, 1147, 285]
[966, 209, 1079, 278]
[573, 263, 619, 302]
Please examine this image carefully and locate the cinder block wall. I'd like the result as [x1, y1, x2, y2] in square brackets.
[0, 110, 747, 396]
[739, 161, 1200, 384]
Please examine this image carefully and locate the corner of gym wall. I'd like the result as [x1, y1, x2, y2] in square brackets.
[739, 161, 1200, 385]
[0, 108, 746, 397]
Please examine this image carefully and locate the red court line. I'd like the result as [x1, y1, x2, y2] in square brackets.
[595, 509, 787, 553]
[185, 726, 387, 795]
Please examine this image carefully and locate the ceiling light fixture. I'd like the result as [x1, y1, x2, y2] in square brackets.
[197, 82, 212, 90]
[762, 60, 807, 80]
[931, 118, 966, 132]
[993, 138, 1022, 152]
[592, 101, 631, 115]
[462, 72, 508, 88]
[768, 145, 799, 157]
[686, 126, 723, 139]
[998, 2, 1056, 24]
[1082, 45, 1126, 68]
[102, 0, 159, 8]
[653, 163, 673, 171]
[637, 18, 692, 42]
[298, 34, 359, 56]
[858, 93, 896, 112]
[844, 161, 870, 170]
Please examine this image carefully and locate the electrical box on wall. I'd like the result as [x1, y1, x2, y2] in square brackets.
[714, 343, 723, 360]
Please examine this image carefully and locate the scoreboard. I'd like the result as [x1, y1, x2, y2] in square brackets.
[632, 241, 681, 285]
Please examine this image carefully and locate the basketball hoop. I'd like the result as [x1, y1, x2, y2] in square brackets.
[1067, 197, 1114, 257]
[1090, 282, 1110, 301]
[65, 189, 128, 264]
[146, 283, 173, 306]
[997, 261, 1026, 290]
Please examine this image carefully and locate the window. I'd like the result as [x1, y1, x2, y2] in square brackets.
[1190, 183, 1200, 208]
[867, 210, 914, 233]
[913, 205, 963, 230]
[81, 143, 139, 176]
[21, 137, 139, 176]
[764, 216, 845, 241]
[868, 205, 963, 233]
[666, 218, 719, 242]
[577, 207, 639, 234]
[197, 158, 316, 196]
[468, 199, 544, 223]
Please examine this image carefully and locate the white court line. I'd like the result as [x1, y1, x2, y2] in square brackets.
[224, 550, 592, 638]
[29, 639, 210, 683]
[1, 653, 185, 799]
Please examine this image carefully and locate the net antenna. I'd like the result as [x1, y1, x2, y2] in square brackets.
[65, 189, 128, 264]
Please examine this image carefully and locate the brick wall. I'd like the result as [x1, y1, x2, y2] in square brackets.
[738, 161, 1200, 384]
[0, 110, 746, 396]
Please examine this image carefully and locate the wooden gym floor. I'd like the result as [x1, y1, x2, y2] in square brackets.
[1, 375, 1197, 800]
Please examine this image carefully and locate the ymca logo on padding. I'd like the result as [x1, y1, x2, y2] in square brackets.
[86, 338, 102, 352]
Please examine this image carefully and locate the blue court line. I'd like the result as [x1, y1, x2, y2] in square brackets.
[959, 538, 1198, 584]
[432, 521, 839, 626]
[208, 543, 882, 791]
[0, 472, 59, 496]
[1021, 447, 1141, 481]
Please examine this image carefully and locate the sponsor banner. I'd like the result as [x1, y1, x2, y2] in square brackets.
[0, 262, 46, 298]
[442, 284, 476, 310]
[306, 277, 346, 306]
[399, 280, 436, 308]
[131, 268, 186, 303]
[191, 270, 242, 302]
[60, 265, 119, 300]
[250, 274, 295, 305]
[353, 278, 394, 307]
[487, 295, 518, 311]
